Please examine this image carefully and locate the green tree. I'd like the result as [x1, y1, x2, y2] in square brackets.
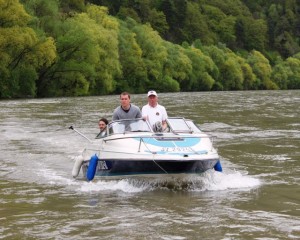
[272, 54, 300, 89]
[117, 19, 147, 93]
[219, 56, 243, 90]
[209, 0, 250, 16]
[202, 4, 236, 46]
[159, 0, 187, 43]
[132, 22, 168, 90]
[274, 31, 300, 59]
[267, 1, 300, 57]
[60, 0, 86, 12]
[0, 0, 31, 27]
[238, 17, 268, 52]
[182, 47, 215, 91]
[236, 55, 256, 90]
[240, 61, 256, 90]
[285, 56, 300, 89]
[271, 60, 289, 89]
[0, 0, 56, 98]
[117, 7, 141, 23]
[37, 5, 121, 97]
[272, 56, 300, 89]
[21, 0, 62, 35]
[158, 75, 180, 92]
[146, 8, 169, 36]
[182, 2, 214, 45]
[247, 50, 278, 89]
[87, 5, 121, 94]
[163, 42, 192, 85]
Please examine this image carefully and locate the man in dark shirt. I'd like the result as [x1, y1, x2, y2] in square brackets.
[112, 92, 142, 120]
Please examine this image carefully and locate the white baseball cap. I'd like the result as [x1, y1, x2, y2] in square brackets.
[147, 90, 157, 97]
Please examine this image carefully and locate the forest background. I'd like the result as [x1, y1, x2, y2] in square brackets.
[1, 0, 299, 98]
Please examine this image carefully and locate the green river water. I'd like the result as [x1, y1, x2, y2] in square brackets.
[0, 90, 299, 239]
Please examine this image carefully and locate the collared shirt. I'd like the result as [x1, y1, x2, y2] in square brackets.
[142, 103, 168, 129]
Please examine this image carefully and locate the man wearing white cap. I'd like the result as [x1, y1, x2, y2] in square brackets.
[142, 90, 168, 132]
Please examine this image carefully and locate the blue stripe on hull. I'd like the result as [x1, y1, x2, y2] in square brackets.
[135, 137, 201, 148]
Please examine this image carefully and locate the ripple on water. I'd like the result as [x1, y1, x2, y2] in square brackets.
[0, 91, 299, 239]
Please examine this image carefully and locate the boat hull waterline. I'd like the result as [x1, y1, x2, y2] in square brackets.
[82, 158, 220, 177]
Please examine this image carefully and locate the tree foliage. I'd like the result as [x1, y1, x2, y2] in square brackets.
[0, 0, 56, 98]
[117, 20, 147, 93]
[272, 54, 300, 89]
[247, 50, 278, 90]
[0, 0, 299, 98]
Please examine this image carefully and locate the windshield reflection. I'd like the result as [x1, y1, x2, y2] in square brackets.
[108, 119, 152, 134]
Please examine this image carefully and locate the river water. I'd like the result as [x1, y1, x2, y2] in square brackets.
[0, 91, 299, 239]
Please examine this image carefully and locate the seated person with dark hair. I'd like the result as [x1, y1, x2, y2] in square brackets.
[96, 118, 108, 138]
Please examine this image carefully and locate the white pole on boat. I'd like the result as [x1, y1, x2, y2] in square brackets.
[69, 126, 92, 143]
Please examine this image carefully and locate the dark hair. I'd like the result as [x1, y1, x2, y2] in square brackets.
[120, 92, 130, 99]
[99, 118, 108, 125]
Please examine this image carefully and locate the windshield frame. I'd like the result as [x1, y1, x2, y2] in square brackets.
[166, 117, 202, 133]
[107, 118, 153, 135]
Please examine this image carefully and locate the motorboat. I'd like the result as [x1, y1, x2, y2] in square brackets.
[71, 117, 222, 181]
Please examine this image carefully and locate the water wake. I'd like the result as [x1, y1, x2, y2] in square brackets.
[77, 170, 261, 193]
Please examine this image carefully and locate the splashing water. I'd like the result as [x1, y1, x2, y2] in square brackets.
[74, 170, 261, 194]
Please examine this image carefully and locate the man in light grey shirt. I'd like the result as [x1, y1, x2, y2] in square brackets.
[112, 92, 142, 120]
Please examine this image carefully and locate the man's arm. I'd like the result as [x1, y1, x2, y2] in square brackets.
[112, 107, 119, 120]
[134, 105, 142, 118]
[162, 106, 168, 130]
[162, 120, 167, 130]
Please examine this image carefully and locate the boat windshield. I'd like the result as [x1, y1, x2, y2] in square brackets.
[167, 118, 201, 133]
[108, 118, 152, 135]
[186, 120, 202, 133]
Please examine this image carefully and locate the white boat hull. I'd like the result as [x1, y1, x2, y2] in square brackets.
[72, 118, 222, 180]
